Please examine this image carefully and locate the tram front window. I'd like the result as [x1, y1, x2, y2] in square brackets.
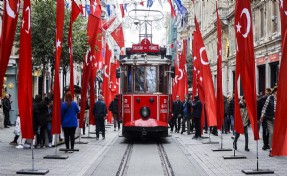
[146, 66, 156, 92]
[135, 67, 145, 92]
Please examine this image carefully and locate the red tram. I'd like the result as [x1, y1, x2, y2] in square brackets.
[116, 38, 174, 138]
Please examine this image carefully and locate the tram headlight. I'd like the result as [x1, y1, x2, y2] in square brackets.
[140, 107, 150, 118]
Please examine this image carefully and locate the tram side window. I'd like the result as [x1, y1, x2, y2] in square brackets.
[146, 66, 156, 93]
[159, 65, 167, 93]
[127, 66, 132, 93]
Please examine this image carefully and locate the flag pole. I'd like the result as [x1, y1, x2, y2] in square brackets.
[43, 134, 68, 159]
[241, 140, 274, 174]
[17, 139, 49, 174]
[202, 127, 219, 145]
[75, 128, 88, 144]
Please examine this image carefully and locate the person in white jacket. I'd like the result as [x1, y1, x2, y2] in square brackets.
[10, 115, 21, 145]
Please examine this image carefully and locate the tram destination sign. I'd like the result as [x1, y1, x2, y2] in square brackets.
[132, 38, 159, 53]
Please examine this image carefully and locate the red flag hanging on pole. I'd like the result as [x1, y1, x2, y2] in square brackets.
[167, 0, 176, 18]
[272, 1, 287, 156]
[172, 58, 179, 100]
[69, 0, 81, 99]
[120, 4, 125, 18]
[0, 0, 20, 97]
[102, 43, 113, 123]
[216, 2, 224, 130]
[79, 50, 92, 128]
[111, 23, 125, 50]
[234, 0, 258, 139]
[18, 0, 33, 139]
[90, 0, 102, 18]
[194, 17, 217, 127]
[89, 52, 96, 125]
[79, 14, 100, 128]
[192, 31, 198, 100]
[52, 0, 65, 134]
[178, 39, 188, 99]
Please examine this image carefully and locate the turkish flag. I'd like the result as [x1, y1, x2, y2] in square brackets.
[18, 0, 33, 139]
[234, 0, 258, 139]
[120, 4, 125, 18]
[272, 4, 287, 156]
[90, 0, 102, 18]
[102, 16, 116, 31]
[79, 50, 92, 128]
[167, 0, 176, 18]
[216, 2, 224, 130]
[102, 43, 113, 123]
[69, 0, 81, 99]
[87, 14, 100, 48]
[52, 0, 65, 134]
[95, 20, 103, 70]
[279, 0, 287, 38]
[111, 23, 125, 50]
[89, 51, 96, 125]
[0, 0, 20, 97]
[194, 17, 217, 127]
[192, 31, 198, 100]
[172, 58, 179, 101]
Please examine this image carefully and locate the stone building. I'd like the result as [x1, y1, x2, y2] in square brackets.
[190, 0, 281, 96]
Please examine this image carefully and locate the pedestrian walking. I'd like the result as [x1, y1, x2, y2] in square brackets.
[170, 95, 182, 133]
[10, 115, 21, 145]
[61, 91, 80, 153]
[0, 98, 4, 129]
[233, 96, 250, 151]
[2, 94, 11, 128]
[258, 88, 271, 150]
[109, 95, 120, 131]
[191, 96, 202, 139]
[261, 86, 277, 157]
[93, 94, 107, 140]
[181, 95, 191, 134]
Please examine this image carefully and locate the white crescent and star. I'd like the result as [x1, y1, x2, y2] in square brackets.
[103, 65, 109, 78]
[24, 7, 31, 34]
[6, 0, 16, 18]
[177, 68, 183, 80]
[200, 47, 209, 65]
[56, 39, 61, 48]
[240, 8, 251, 38]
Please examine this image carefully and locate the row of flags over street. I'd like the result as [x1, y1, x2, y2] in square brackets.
[172, 0, 287, 156]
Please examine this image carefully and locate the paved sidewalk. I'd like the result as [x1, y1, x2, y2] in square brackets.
[0, 125, 286, 176]
[0, 123, 120, 176]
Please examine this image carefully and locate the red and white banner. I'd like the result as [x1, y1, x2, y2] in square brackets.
[18, 0, 33, 139]
[216, 2, 224, 130]
[194, 17, 217, 127]
[69, 0, 81, 99]
[234, 0, 258, 139]
[0, 0, 20, 97]
[272, 0, 287, 156]
[52, 0, 65, 134]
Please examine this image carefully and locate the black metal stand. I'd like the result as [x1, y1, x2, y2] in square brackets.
[202, 130, 219, 144]
[223, 137, 246, 159]
[17, 140, 49, 174]
[82, 125, 97, 138]
[43, 134, 69, 159]
[59, 148, 80, 152]
[75, 128, 88, 144]
[241, 141, 274, 174]
[212, 130, 232, 151]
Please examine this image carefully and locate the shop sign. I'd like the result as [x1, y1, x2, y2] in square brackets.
[268, 53, 279, 63]
[256, 57, 266, 65]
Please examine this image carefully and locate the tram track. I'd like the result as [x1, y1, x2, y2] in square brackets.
[116, 142, 134, 176]
[157, 140, 175, 176]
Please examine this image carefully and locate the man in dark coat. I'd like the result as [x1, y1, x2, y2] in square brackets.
[191, 96, 202, 139]
[2, 94, 11, 128]
[170, 95, 182, 133]
[181, 95, 192, 134]
[93, 94, 107, 140]
[109, 95, 120, 131]
[258, 88, 271, 150]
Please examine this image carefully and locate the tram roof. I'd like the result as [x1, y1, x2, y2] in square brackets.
[119, 54, 172, 65]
